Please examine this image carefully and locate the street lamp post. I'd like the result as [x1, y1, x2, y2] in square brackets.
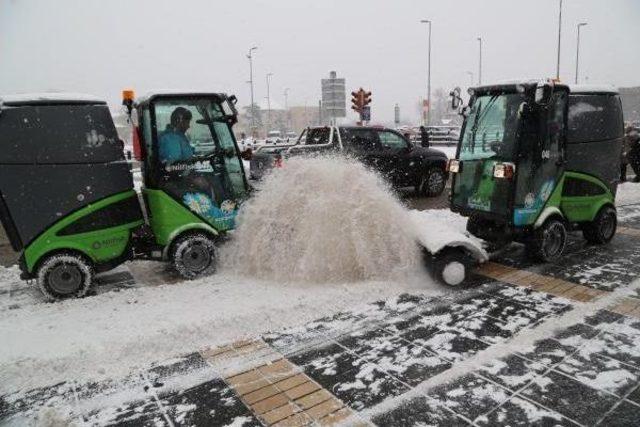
[420, 19, 432, 126]
[556, 0, 563, 80]
[247, 46, 258, 135]
[575, 22, 588, 84]
[284, 88, 290, 130]
[266, 72, 273, 131]
[466, 71, 474, 87]
[477, 37, 482, 85]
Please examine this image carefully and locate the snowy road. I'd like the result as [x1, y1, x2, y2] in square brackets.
[2, 200, 640, 425]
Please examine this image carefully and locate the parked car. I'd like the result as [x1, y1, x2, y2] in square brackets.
[250, 126, 449, 197]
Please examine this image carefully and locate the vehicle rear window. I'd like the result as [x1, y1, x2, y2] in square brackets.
[305, 128, 331, 145]
[567, 94, 623, 143]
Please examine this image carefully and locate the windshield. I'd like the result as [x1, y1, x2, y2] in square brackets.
[459, 93, 524, 161]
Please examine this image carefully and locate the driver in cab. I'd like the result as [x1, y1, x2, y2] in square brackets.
[159, 107, 194, 164]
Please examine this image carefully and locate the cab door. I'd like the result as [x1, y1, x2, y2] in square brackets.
[513, 90, 567, 226]
[377, 130, 415, 186]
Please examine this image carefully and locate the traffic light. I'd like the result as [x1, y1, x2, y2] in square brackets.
[351, 89, 364, 113]
[351, 88, 372, 113]
[363, 91, 372, 107]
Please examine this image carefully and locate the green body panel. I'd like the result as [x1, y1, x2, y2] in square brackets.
[559, 171, 614, 223]
[144, 188, 218, 247]
[24, 191, 143, 272]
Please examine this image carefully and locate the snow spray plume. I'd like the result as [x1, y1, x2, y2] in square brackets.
[221, 155, 421, 283]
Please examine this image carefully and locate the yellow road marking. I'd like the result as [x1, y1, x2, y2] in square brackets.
[200, 339, 368, 426]
[475, 261, 640, 321]
[618, 226, 640, 237]
[475, 262, 607, 302]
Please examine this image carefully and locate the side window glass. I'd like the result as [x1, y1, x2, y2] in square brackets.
[378, 131, 407, 149]
[343, 129, 378, 151]
[568, 95, 623, 143]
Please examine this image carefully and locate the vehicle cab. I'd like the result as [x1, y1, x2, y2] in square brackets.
[124, 91, 249, 277]
[449, 80, 623, 260]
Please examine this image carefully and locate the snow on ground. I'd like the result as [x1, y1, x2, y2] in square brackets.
[617, 182, 640, 207]
[1, 156, 476, 393]
[0, 264, 445, 393]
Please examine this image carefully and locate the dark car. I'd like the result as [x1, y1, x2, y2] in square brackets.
[250, 126, 449, 197]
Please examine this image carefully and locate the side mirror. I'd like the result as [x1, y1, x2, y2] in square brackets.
[450, 87, 462, 110]
[241, 148, 252, 161]
[535, 83, 553, 106]
[228, 95, 238, 105]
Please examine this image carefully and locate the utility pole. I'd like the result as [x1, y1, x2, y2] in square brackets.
[420, 20, 432, 126]
[575, 22, 588, 84]
[556, 0, 563, 80]
[477, 37, 483, 85]
[247, 46, 258, 135]
[266, 72, 273, 131]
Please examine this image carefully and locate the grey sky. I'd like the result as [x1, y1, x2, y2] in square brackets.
[1, 0, 639, 123]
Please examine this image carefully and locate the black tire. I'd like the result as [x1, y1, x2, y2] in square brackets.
[583, 206, 617, 244]
[526, 218, 567, 262]
[431, 248, 473, 287]
[170, 232, 217, 279]
[36, 252, 94, 301]
[419, 167, 447, 197]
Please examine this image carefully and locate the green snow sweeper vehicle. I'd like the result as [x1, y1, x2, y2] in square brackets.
[0, 94, 145, 299]
[448, 80, 624, 262]
[122, 90, 249, 278]
[0, 91, 248, 300]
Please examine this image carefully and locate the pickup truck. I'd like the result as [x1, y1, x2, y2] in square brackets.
[249, 126, 449, 197]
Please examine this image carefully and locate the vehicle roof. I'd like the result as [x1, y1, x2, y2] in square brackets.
[135, 91, 227, 105]
[0, 92, 106, 107]
[568, 84, 619, 95]
[471, 80, 618, 95]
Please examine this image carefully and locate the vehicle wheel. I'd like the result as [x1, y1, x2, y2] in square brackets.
[419, 167, 447, 197]
[431, 248, 473, 287]
[36, 252, 94, 301]
[170, 232, 217, 279]
[526, 218, 567, 262]
[583, 206, 617, 244]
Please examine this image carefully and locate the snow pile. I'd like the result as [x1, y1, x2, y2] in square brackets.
[407, 209, 488, 262]
[222, 156, 422, 283]
[617, 182, 640, 207]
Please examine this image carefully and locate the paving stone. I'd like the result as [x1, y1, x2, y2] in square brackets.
[426, 374, 512, 421]
[294, 389, 333, 410]
[0, 381, 77, 422]
[371, 396, 470, 426]
[555, 352, 640, 397]
[416, 329, 490, 362]
[369, 342, 451, 387]
[328, 363, 409, 411]
[625, 384, 640, 406]
[475, 396, 579, 426]
[159, 378, 260, 426]
[478, 354, 548, 392]
[585, 331, 640, 369]
[304, 397, 344, 419]
[518, 338, 577, 367]
[596, 400, 640, 427]
[521, 370, 619, 426]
